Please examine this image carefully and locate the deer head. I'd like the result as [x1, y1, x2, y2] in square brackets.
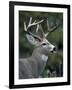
[24, 17, 59, 56]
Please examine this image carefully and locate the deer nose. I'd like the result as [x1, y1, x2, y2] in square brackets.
[53, 47, 56, 51]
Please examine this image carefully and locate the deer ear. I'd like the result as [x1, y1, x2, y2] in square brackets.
[26, 34, 40, 45]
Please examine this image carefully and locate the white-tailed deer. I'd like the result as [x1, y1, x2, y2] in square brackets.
[19, 17, 59, 79]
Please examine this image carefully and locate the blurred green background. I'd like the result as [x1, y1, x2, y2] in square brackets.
[19, 11, 63, 78]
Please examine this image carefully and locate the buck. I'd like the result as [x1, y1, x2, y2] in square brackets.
[19, 17, 59, 79]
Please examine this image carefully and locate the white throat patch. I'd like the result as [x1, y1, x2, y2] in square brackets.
[41, 55, 48, 62]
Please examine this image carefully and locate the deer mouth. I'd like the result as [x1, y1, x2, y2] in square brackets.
[50, 47, 56, 53]
[51, 50, 56, 53]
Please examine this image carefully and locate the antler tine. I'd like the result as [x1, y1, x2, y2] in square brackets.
[24, 22, 27, 31]
[28, 17, 32, 26]
[44, 18, 50, 37]
[39, 24, 45, 38]
[36, 24, 39, 33]
[47, 18, 50, 30]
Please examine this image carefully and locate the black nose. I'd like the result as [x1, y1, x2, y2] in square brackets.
[53, 47, 56, 51]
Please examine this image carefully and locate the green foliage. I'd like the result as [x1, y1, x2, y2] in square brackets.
[48, 28, 63, 50]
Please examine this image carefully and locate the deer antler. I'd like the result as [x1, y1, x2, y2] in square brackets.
[24, 17, 44, 31]
[36, 18, 60, 38]
[24, 17, 44, 41]
[24, 17, 60, 41]
[44, 18, 60, 37]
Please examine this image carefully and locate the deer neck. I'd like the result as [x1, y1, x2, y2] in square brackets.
[26, 48, 48, 77]
[32, 48, 48, 63]
[31, 49, 48, 76]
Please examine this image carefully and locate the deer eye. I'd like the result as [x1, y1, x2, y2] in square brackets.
[42, 43, 47, 45]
